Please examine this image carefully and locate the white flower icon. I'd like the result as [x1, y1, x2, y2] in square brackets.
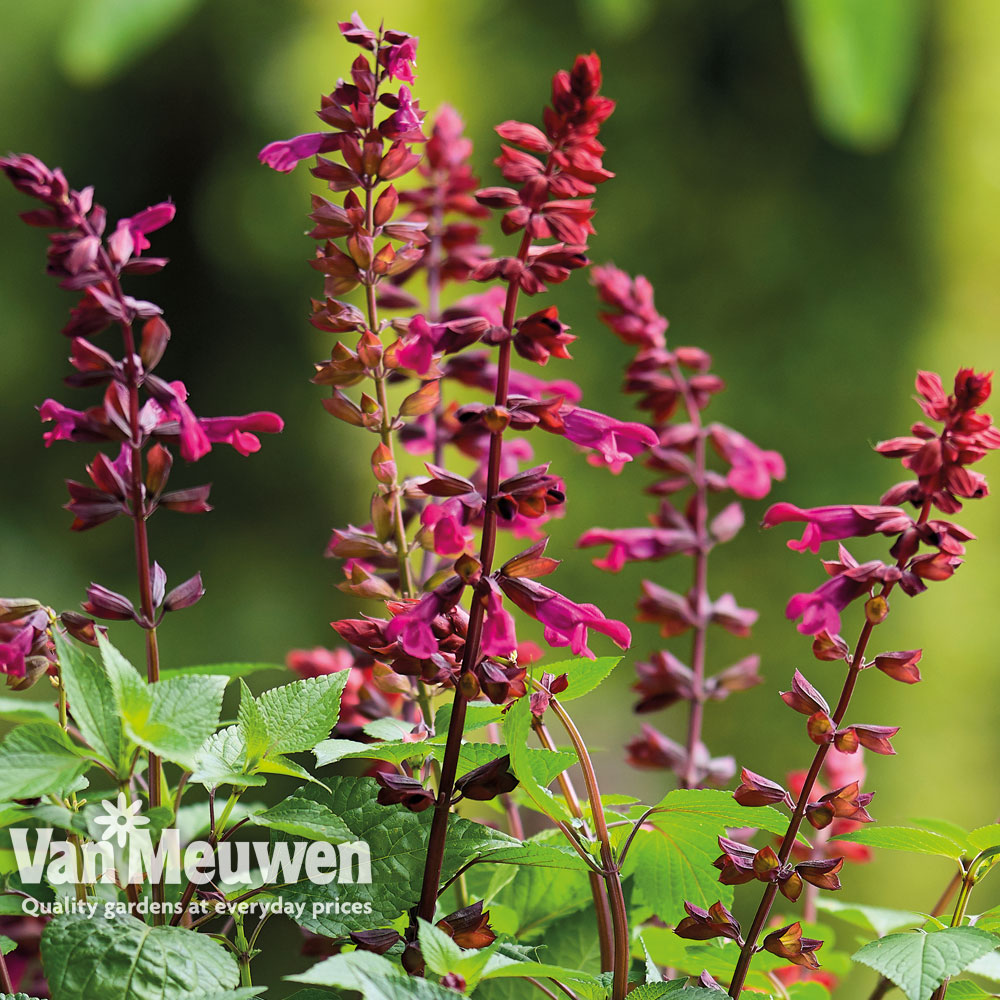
[94, 793, 150, 848]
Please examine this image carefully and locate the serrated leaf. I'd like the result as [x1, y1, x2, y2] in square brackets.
[433, 701, 504, 736]
[834, 825, 966, 860]
[627, 987, 719, 999]
[479, 953, 604, 999]
[0, 724, 89, 800]
[288, 949, 461, 998]
[418, 918, 497, 987]
[969, 826, 1000, 854]
[256, 674, 348, 754]
[853, 927, 1000, 1000]
[817, 897, 923, 937]
[502, 695, 571, 824]
[0, 935, 15, 955]
[363, 717, 416, 741]
[255, 752, 328, 790]
[237, 680, 270, 764]
[42, 912, 239, 999]
[945, 983, 999, 998]
[97, 633, 146, 708]
[190, 726, 267, 789]
[912, 816, 973, 845]
[265, 780, 524, 938]
[487, 860, 595, 938]
[162, 663, 281, 682]
[0, 695, 60, 725]
[249, 795, 353, 843]
[540, 656, 621, 702]
[649, 788, 801, 842]
[53, 632, 127, 776]
[121, 674, 228, 770]
[967, 947, 1000, 981]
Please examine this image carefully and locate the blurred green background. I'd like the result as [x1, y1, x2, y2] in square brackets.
[1, 0, 999, 993]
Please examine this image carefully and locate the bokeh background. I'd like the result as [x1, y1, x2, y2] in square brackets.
[1, 0, 999, 993]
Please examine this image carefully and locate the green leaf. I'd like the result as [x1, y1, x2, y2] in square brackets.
[162, 663, 282, 682]
[363, 717, 417, 741]
[0, 935, 15, 955]
[817, 897, 923, 937]
[626, 987, 720, 999]
[121, 674, 228, 770]
[96, 633, 146, 708]
[237, 680, 270, 765]
[0, 695, 60, 725]
[288, 949, 461, 998]
[945, 982, 999, 998]
[538, 908, 606, 974]
[249, 794, 354, 843]
[0, 724, 89, 800]
[479, 951, 604, 999]
[256, 674, 349, 754]
[200, 992, 267, 1000]
[433, 702, 503, 736]
[540, 656, 621, 702]
[53, 632, 127, 776]
[42, 912, 240, 998]
[834, 825, 966, 860]
[853, 927, 1000, 1000]
[786, 0, 928, 151]
[266, 780, 524, 938]
[969, 825, 1000, 854]
[58, 0, 205, 85]
[912, 816, 974, 845]
[190, 726, 267, 789]
[501, 695, 572, 824]
[418, 918, 497, 987]
[648, 788, 800, 841]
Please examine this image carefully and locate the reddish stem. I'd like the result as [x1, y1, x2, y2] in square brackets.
[670, 359, 710, 789]
[86, 226, 165, 921]
[727, 498, 933, 996]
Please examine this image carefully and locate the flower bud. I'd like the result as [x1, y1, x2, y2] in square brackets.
[865, 595, 889, 624]
[356, 331, 383, 368]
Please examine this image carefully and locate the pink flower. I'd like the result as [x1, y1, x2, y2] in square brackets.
[710, 424, 785, 499]
[397, 315, 444, 375]
[577, 526, 697, 571]
[421, 500, 471, 557]
[591, 263, 668, 350]
[384, 37, 418, 82]
[258, 133, 340, 174]
[763, 503, 911, 554]
[0, 627, 31, 678]
[481, 583, 517, 657]
[199, 412, 285, 456]
[499, 576, 630, 659]
[786, 574, 869, 636]
[383, 576, 465, 659]
[559, 406, 658, 473]
[115, 201, 176, 253]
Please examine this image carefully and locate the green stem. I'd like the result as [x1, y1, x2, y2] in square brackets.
[234, 912, 253, 988]
[546, 696, 629, 1000]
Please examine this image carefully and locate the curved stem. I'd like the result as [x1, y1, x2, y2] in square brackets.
[546, 697, 629, 1000]
[533, 716, 614, 972]
[0, 948, 13, 994]
[728, 498, 933, 997]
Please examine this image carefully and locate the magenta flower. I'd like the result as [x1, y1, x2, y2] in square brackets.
[259, 133, 341, 174]
[498, 576, 630, 658]
[199, 412, 285, 456]
[559, 406, 658, 473]
[577, 526, 697, 571]
[481, 583, 518, 657]
[396, 315, 444, 375]
[115, 201, 176, 254]
[709, 424, 785, 500]
[421, 500, 471, 557]
[0, 627, 31, 678]
[763, 502, 911, 554]
[786, 568, 873, 636]
[383, 577, 465, 659]
[383, 37, 418, 82]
